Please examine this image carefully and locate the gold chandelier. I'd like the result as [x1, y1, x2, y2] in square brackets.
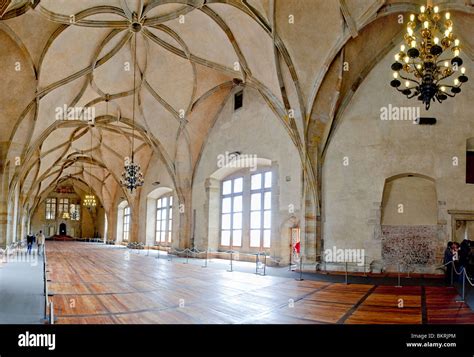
[83, 115, 97, 208]
[390, 3, 468, 110]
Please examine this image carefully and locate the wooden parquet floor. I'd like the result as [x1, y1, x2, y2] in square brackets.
[45, 242, 474, 324]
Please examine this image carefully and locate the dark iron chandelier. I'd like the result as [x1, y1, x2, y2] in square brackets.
[121, 160, 144, 192]
[390, 3, 468, 110]
[121, 31, 144, 193]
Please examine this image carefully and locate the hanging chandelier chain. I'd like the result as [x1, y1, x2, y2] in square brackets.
[131, 32, 137, 161]
[120, 30, 145, 194]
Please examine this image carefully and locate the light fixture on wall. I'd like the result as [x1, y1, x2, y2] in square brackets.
[121, 31, 144, 193]
[62, 211, 70, 220]
[390, 3, 468, 109]
[84, 194, 96, 208]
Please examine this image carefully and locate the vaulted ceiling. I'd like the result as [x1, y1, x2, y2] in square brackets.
[0, 0, 473, 217]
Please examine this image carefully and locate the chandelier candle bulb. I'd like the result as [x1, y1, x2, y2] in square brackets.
[434, 6, 439, 13]
[445, 12, 450, 20]
[420, 5, 425, 13]
[410, 14, 415, 21]
[424, 21, 429, 29]
[434, 37, 439, 45]
[461, 67, 466, 74]
[454, 78, 459, 85]
[454, 39, 460, 46]
[393, 72, 398, 79]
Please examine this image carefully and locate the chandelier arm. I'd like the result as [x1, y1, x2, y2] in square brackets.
[435, 57, 455, 65]
[436, 73, 455, 83]
[398, 73, 420, 85]
[442, 92, 456, 98]
[411, 63, 424, 78]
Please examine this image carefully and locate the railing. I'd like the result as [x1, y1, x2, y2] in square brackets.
[42, 241, 55, 324]
[121, 244, 474, 306]
[151, 247, 273, 276]
[448, 260, 474, 302]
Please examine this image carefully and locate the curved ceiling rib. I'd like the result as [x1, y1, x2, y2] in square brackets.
[6, 0, 469, 222]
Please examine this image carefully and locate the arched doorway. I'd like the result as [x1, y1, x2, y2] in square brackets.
[59, 223, 67, 235]
[380, 173, 438, 271]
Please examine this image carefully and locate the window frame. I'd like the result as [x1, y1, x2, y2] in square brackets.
[123, 206, 131, 242]
[45, 198, 57, 220]
[249, 171, 273, 249]
[155, 195, 173, 245]
[219, 176, 244, 248]
[219, 168, 273, 251]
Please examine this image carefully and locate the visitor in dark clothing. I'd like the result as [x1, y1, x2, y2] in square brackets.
[26, 233, 34, 254]
[459, 238, 470, 269]
[444, 241, 454, 285]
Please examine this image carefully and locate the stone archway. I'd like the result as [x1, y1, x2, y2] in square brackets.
[380, 173, 439, 272]
[59, 223, 67, 236]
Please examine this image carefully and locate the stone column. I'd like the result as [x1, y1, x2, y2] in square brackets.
[204, 177, 220, 251]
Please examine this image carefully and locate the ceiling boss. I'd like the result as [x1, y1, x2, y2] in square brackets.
[390, 2, 468, 110]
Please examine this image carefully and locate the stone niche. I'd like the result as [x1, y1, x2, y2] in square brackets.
[381, 225, 438, 271]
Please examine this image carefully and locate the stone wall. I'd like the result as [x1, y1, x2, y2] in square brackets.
[322, 38, 474, 273]
[381, 225, 439, 271]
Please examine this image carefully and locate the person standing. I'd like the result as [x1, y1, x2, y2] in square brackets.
[36, 230, 45, 256]
[459, 237, 471, 277]
[26, 233, 34, 254]
[443, 241, 454, 285]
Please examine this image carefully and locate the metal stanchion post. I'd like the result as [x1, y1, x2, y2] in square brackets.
[255, 253, 259, 275]
[450, 262, 454, 286]
[50, 301, 54, 325]
[295, 257, 304, 281]
[345, 262, 348, 285]
[202, 249, 208, 268]
[363, 256, 367, 277]
[396, 262, 402, 288]
[264, 254, 267, 276]
[456, 268, 466, 302]
[228, 251, 233, 272]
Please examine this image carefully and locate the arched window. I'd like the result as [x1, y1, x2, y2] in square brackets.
[156, 195, 173, 243]
[220, 169, 273, 249]
[116, 200, 129, 243]
[146, 187, 174, 246]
